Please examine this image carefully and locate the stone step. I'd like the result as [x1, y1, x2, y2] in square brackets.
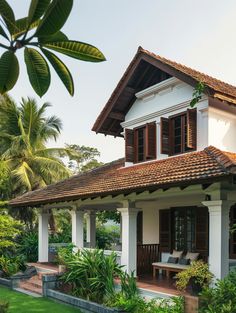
[19, 281, 42, 295]
[14, 287, 42, 298]
[27, 276, 43, 288]
[37, 271, 56, 280]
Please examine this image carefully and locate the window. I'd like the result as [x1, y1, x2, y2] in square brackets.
[161, 108, 197, 156]
[172, 207, 196, 251]
[171, 113, 193, 155]
[125, 122, 156, 163]
[159, 207, 209, 258]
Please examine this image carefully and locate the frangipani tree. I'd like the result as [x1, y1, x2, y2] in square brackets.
[0, 0, 105, 97]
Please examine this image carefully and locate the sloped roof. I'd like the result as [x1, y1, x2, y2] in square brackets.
[9, 146, 236, 208]
[92, 47, 236, 137]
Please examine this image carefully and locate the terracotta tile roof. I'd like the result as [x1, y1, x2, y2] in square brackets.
[9, 146, 236, 208]
[93, 47, 236, 136]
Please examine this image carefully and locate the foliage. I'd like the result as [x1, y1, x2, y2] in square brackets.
[0, 214, 22, 254]
[199, 270, 236, 313]
[0, 254, 26, 277]
[16, 231, 38, 262]
[0, 95, 75, 195]
[61, 249, 122, 303]
[66, 144, 103, 173]
[0, 285, 82, 313]
[96, 224, 120, 249]
[190, 82, 205, 107]
[106, 293, 184, 313]
[0, 300, 8, 313]
[97, 211, 121, 224]
[0, 161, 11, 200]
[176, 260, 213, 292]
[0, 0, 105, 97]
[57, 244, 75, 265]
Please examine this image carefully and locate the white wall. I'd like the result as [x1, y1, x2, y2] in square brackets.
[122, 78, 209, 162]
[208, 107, 236, 152]
[139, 202, 159, 244]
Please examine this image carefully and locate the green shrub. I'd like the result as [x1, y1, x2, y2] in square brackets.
[176, 260, 213, 292]
[57, 244, 75, 265]
[199, 270, 236, 313]
[0, 215, 22, 254]
[0, 255, 26, 277]
[96, 225, 120, 249]
[17, 231, 38, 262]
[0, 301, 9, 313]
[61, 249, 122, 303]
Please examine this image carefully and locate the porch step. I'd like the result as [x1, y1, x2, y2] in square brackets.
[14, 287, 42, 298]
[19, 275, 42, 295]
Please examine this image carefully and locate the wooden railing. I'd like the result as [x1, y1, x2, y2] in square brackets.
[137, 243, 160, 276]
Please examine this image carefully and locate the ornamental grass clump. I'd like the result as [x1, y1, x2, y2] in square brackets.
[61, 249, 122, 303]
[0, 300, 9, 313]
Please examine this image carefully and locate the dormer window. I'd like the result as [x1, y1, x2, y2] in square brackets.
[161, 108, 197, 156]
[125, 123, 156, 163]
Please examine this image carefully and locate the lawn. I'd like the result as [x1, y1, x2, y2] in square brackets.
[0, 286, 81, 313]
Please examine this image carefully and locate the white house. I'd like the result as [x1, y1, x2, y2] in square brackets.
[10, 47, 236, 283]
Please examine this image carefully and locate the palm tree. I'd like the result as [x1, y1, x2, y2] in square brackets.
[0, 95, 74, 229]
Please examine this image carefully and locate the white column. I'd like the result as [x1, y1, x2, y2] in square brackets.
[118, 207, 138, 275]
[71, 209, 84, 249]
[202, 200, 232, 280]
[86, 211, 96, 248]
[38, 210, 49, 263]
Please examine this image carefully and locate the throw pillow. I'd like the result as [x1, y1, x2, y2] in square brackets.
[167, 256, 178, 264]
[178, 258, 190, 265]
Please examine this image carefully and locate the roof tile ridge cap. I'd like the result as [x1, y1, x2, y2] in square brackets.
[141, 48, 236, 90]
[204, 146, 235, 171]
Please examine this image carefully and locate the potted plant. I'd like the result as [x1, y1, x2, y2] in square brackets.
[176, 260, 213, 296]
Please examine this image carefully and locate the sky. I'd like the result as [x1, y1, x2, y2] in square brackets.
[5, 0, 236, 163]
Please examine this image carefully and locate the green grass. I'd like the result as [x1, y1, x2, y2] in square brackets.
[0, 286, 81, 313]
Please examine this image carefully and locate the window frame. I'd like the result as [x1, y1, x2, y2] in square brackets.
[169, 111, 195, 156]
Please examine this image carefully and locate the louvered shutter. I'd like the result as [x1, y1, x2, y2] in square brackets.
[160, 117, 170, 155]
[125, 128, 134, 162]
[195, 207, 209, 260]
[145, 122, 156, 160]
[187, 108, 197, 149]
[137, 211, 143, 244]
[159, 209, 171, 253]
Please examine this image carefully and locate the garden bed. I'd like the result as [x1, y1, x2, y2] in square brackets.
[46, 289, 125, 313]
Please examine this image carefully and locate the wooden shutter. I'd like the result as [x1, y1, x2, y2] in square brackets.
[195, 207, 209, 260]
[230, 204, 236, 259]
[187, 108, 197, 149]
[125, 128, 134, 162]
[137, 211, 143, 244]
[160, 117, 170, 155]
[159, 209, 171, 252]
[145, 122, 156, 160]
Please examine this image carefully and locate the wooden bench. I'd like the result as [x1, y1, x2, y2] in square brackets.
[152, 262, 190, 278]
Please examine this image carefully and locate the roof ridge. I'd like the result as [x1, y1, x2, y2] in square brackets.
[204, 146, 236, 172]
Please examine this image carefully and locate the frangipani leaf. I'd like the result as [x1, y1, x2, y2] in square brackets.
[39, 31, 68, 43]
[0, 0, 15, 34]
[12, 17, 40, 40]
[0, 51, 19, 94]
[28, 0, 51, 25]
[36, 0, 73, 37]
[43, 40, 106, 62]
[0, 24, 9, 40]
[42, 48, 74, 96]
[24, 48, 51, 97]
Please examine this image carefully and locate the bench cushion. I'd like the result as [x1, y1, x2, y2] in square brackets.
[152, 262, 190, 270]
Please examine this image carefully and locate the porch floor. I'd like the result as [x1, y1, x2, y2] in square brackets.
[137, 274, 186, 296]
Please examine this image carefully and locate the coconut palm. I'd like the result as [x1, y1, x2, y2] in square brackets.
[0, 95, 72, 195]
